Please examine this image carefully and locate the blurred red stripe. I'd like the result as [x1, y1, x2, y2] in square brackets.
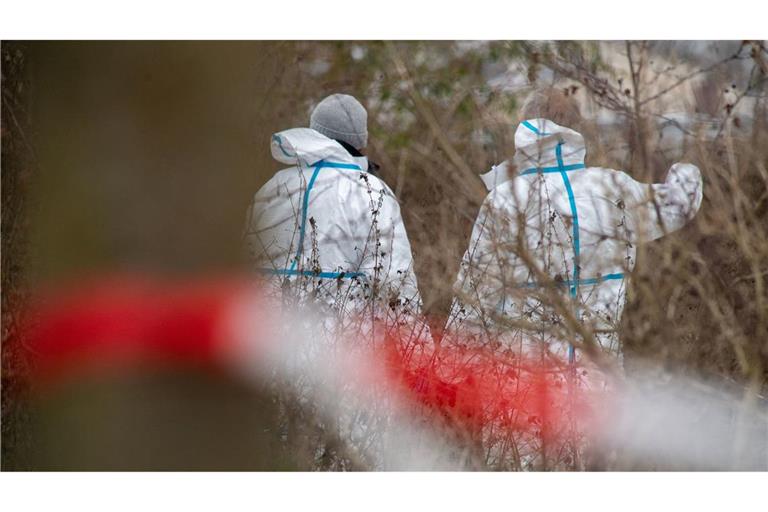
[17, 276, 593, 443]
[18, 277, 247, 379]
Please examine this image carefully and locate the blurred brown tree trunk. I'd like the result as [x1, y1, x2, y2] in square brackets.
[1, 41, 34, 469]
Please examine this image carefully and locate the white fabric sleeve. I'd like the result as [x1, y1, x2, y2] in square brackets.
[624, 163, 704, 243]
[336, 175, 423, 312]
[453, 190, 522, 313]
[376, 192, 424, 311]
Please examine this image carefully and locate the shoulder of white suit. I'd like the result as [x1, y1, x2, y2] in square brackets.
[270, 127, 360, 168]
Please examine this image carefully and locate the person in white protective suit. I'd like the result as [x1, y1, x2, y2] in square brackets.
[244, 94, 428, 346]
[447, 101, 704, 369]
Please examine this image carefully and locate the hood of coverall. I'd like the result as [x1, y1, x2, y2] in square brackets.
[271, 127, 369, 171]
[480, 118, 587, 191]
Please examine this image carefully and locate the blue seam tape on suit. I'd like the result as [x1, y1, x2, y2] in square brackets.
[520, 163, 586, 175]
[260, 268, 365, 279]
[522, 120, 550, 136]
[272, 135, 295, 158]
[514, 272, 625, 289]
[555, 141, 580, 364]
[556, 142, 581, 296]
[287, 159, 363, 275]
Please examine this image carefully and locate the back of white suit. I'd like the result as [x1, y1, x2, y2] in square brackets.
[451, 119, 703, 360]
[245, 128, 427, 342]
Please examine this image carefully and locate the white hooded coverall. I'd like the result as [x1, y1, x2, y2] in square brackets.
[449, 118, 704, 363]
[244, 128, 426, 342]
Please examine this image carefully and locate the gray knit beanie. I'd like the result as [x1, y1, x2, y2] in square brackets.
[309, 94, 368, 150]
